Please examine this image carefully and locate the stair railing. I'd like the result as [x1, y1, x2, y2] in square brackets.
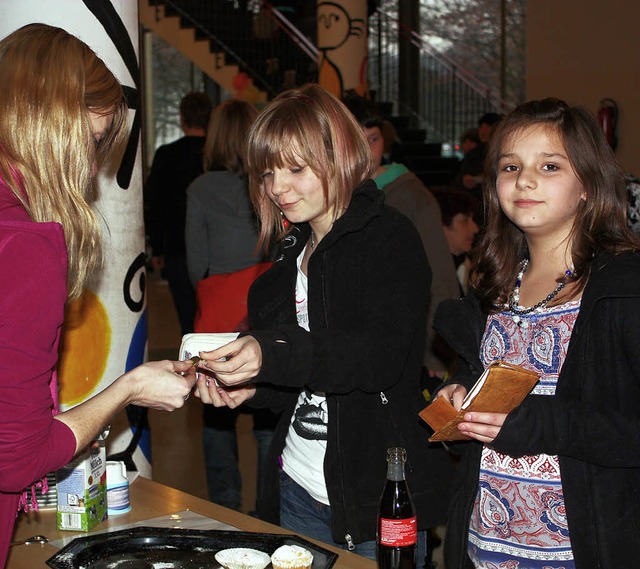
[157, 0, 275, 94]
[261, 0, 318, 61]
[369, 7, 509, 145]
[153, 0, 317, 97]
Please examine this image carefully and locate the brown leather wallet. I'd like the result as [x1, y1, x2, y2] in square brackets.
[419, 361, 539, 442]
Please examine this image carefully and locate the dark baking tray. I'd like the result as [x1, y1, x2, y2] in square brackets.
[46, 526, 339, 569]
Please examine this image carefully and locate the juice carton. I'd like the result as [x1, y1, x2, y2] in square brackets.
[56, 442, 108, 531]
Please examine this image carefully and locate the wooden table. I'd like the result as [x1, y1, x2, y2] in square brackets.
[7, 476, 376, 569]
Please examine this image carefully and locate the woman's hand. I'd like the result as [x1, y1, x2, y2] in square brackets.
[434, 383, 468, 410]
[199, 335, 262, 386]
[433, 385, 507, 444]
[55, 359, 197, 454]
[457, 412, 507, 444]
[123, 360, 196, 411]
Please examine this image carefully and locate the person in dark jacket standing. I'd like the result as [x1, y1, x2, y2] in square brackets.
[430, 98, 640, 568]
[193, 84, 455, 566]
[146, 91, 212, 334]
[343, 95, 460, 378]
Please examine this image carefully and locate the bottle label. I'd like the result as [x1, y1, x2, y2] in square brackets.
[379, 516, 417, 546]
[107, 483, 130, 513]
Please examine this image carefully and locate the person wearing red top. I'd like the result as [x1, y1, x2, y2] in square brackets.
[0, 24, 196, 567]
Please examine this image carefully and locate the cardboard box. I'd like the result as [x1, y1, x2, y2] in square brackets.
[56, 443, 108, 531]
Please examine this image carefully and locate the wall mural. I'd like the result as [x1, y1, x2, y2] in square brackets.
[317, 0, 367, 97]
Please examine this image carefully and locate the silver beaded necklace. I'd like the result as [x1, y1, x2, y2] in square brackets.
[508, 259, 574, 326]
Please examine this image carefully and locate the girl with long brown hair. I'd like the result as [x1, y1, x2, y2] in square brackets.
[432, 98, 640, 568]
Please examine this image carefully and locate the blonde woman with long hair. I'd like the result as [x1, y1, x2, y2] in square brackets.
[433, 99, 640, 568]
[0, 24, 195, 565]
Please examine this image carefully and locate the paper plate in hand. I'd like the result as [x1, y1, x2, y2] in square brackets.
[179, 332, 240, 360]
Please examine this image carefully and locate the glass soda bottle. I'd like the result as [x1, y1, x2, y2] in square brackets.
[376, 447, 417, 569]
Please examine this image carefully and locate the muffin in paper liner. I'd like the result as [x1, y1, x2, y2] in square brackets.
[214, 547, 271, 569]
[270, 544, 314, 569]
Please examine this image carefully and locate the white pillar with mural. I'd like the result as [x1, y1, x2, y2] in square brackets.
[0, 0, 152, 476]
[317, 0, 369, 98]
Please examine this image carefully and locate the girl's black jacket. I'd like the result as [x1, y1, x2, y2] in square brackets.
[433, 251, 640, 568]
[246, 181, 456, 544]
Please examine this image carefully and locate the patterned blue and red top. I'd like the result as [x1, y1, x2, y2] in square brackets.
[468, 300, 581, 569]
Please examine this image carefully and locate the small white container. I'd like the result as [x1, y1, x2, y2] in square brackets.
[106, 461, 131, 515]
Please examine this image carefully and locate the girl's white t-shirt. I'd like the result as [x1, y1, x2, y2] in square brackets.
[280, 248, 330, 504]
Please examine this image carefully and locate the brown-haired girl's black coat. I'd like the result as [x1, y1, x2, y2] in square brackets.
[246, 182, 456, 544]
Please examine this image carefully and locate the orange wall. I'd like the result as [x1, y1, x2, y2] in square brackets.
[526, 0, 640, 175]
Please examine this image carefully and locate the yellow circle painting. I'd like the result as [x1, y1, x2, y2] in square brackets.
[58, 290, 111, 407]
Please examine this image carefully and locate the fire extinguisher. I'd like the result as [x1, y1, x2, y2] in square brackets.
[598, 98, 618, 151]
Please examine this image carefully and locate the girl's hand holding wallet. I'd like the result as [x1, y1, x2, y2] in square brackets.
[420, 361, 539, 442]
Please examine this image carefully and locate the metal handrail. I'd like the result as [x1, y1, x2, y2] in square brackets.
[369, 7, 510, 144]
[261, 0, 318, 60]
[159, 0, 274, 94]
[154, 0, 317, 96]
[390, 9, 508, 109]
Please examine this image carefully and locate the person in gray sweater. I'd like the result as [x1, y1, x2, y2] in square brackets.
[186, 101, 261, 287]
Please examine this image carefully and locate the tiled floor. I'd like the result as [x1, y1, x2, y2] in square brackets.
[143, 269, 446, 567]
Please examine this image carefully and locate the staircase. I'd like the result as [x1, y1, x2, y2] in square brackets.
[139, 1, 507, 188]
[139, 0, 317, 104]
[139, 0, 264, 103]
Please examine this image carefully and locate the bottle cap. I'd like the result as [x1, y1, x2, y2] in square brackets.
[387, 447, 407, 462]
[106, 460, 128, 485]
